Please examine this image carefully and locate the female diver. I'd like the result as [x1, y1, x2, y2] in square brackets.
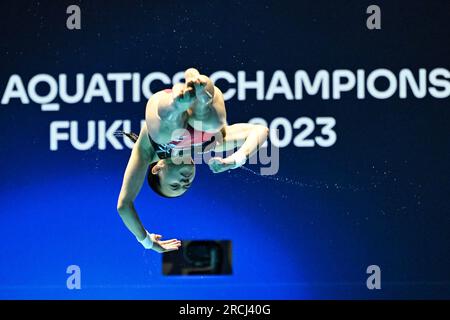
[116, 68, 269, 253]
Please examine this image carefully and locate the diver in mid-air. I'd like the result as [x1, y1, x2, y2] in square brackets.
[116, 68, 269, 253]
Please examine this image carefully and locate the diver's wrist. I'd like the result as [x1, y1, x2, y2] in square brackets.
[136, 230, 146, 241]
[230, 151, 247, 167]
[137, 230, 154, 249]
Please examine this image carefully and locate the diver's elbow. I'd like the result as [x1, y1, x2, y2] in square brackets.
[117, 200, 132, 215]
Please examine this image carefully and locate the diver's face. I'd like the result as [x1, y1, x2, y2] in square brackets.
[158, 159, 196, 197]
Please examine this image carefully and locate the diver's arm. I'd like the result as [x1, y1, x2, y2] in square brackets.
[116, 127, 151, 241]
[117, 126, 182, 252]
[209, 123, 269, 173]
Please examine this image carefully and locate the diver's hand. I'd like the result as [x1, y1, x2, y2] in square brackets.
[208, 156, 241, 173]
[150, 233, 181, 253]
[173, 85, 195, 109]
[138, 231, 181, 253]
[187, 75, 210, 99]
[187, 75, 207, 90]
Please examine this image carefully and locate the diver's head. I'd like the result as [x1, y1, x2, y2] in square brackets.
[147, 157, 196, 198]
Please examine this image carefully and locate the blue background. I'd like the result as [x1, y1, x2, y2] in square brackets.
[0, 0, 449, 299]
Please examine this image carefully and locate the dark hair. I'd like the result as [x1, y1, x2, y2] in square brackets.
[147, 162, 173, 198]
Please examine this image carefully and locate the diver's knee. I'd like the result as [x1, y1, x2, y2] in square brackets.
[205, 115, 226, 132]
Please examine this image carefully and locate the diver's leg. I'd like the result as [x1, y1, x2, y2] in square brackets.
[188, 90, 227, 132]
[156, 83, 194, 121]
[184, 68, 201, 83]
[187, 75, 227, 132]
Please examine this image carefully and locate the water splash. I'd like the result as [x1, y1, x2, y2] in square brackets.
[236, 161, 425, 216]
[238, 165, 361, 192]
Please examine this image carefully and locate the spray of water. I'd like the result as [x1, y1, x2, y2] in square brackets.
[237, 162, 424, 216]
[238, 165, 361, 192]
